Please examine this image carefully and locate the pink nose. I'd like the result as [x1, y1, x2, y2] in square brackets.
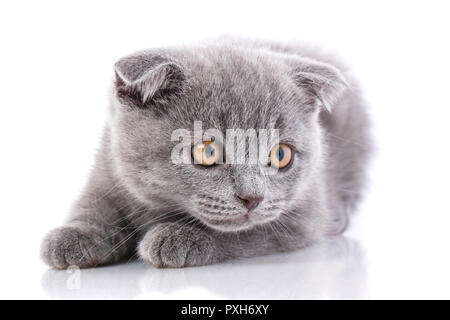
[236, 194, 264, 211]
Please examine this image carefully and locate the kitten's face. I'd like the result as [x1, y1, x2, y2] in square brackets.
[111, 47, 343, 232]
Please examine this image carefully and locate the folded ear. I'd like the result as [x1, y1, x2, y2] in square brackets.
[114, 52, 185, 109]
[289, 58, 348, 112]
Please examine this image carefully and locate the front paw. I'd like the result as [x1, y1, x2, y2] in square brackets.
[138, 223, 218, 268]
[41, 223, 110, 269]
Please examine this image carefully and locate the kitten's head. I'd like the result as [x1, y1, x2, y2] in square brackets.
[110, 44, 347, 232]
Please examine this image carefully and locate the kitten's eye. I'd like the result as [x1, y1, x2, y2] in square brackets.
[269, 144, 292, 169]
[192, 141, 221, 166]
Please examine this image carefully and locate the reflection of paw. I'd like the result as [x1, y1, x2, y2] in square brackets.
[41, 224, 109, 269]
[139, 223, 218, 268]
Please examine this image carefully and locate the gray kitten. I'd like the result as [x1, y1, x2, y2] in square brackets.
[41, 38, 371, 269]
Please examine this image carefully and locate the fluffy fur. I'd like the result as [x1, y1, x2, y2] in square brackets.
[41, 38, 372, 268]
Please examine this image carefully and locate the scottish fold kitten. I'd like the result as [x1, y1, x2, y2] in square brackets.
[41, 38, 371, 268]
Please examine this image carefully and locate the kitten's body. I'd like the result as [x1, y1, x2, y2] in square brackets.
[41, 38, 371, 268]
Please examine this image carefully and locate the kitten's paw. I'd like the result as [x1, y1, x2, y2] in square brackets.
[139, 223, 218, 268]
[41, 224, 110, 269]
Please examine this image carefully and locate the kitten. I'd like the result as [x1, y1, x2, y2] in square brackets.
[41, 38, 372, 269]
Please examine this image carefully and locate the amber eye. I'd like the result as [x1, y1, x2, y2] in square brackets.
[269, 144, 293, 169]
[192, 141, 221, 166]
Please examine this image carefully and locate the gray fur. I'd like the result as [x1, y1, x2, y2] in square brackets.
[41, 38, 372, 268]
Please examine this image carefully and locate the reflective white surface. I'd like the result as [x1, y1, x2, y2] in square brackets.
[41, 237, 367, 299]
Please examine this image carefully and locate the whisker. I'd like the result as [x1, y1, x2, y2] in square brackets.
[93, 210, 187, 267]
[78, 208, 187, 266]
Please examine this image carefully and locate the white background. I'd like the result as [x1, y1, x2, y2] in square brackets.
[1, 0, 450, 299]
